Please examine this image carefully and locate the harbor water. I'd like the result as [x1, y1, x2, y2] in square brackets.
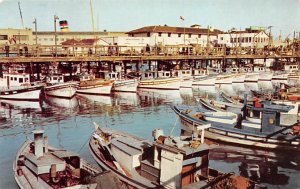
[0, 83, 300, 189]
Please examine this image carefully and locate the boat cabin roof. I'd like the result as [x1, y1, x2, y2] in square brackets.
[111, 136, 152, 156]
[25, 152, 65, 167]
[52, 150, 80, 159]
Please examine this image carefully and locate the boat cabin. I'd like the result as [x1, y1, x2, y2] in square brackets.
[0, 73, 31, 89]
[46, 75, 65, 84]
[173, 69, 192, 78]
[243, 99, 294, 132]
[284, 64, 299, 73]
[98, 71, 121, 80]
[157, 70, 172, 78]
[253, 66, 267, 72]
[140, 71, 155, 80]
[226, 67, 240, 74]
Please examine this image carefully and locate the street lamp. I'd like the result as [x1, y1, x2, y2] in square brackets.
[54, 15, 59, 57]
[33, 18, 37, 45]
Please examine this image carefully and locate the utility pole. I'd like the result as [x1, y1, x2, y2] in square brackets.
[54, 15, 59, 58]
[33, 18, 37, 45]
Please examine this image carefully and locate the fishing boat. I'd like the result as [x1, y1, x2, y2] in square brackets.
[77, 79, 114, 95]
[192, 75, 216, 87]
[244, 73, 260, 83]
[0, 73, 42, 101]
[138, 77, 181, 90]
[197, 97, 243, 112]
[99, 71, 138, 93]
[44, 75, 78, 98]
[13, 130, 105, 189]
[172, 69, 193, 88]
[89, 123, 256, 189]
[172, 102, 300, 151]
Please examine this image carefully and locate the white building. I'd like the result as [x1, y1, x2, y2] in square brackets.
[126, 25, 222, 46]
[218, 27, 270, 47]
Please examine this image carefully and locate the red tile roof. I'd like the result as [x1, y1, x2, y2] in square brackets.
[126, 25, 223, 35]
[61, 38, 98, 45]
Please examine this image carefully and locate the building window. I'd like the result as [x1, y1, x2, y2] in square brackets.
[0, 35, 8, 40]
[158, 32, 162, 37]
[178, 33, 181, 37]
[168, 33, 171, 37]
[50, 38, 53, 41]
[198, 34, 202, 38]
[220, 37, 224, 40]
[19, 78, 23, 83]
[230, 38, 233, 43]
[188, 34, 191, 38]
[249, 37, 252, 42]
[147, 32, 150, 37]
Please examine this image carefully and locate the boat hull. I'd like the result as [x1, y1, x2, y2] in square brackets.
[138, 78, 181, 90]
[0, 86, 41, 101]
[44, 82, 77, 98]
[77, 84, 112, 95]
[113, 79, 138, 92]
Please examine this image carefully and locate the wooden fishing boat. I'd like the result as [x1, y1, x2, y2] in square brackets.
[0, 73, 42, 101]
[77, 79, 114, 95]
[172, 103, 300, 151]
[89, 123, 256, 189]
[13, 130, 104, 189]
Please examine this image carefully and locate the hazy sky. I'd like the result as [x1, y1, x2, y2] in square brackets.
[0, 0, 299, 38]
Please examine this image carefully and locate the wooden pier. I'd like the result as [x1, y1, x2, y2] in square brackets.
[0, 44, 299, 77]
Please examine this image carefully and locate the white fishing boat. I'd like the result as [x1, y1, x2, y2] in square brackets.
[99, 71, 138, 93]
[44, 75, 78, 98]
[244, 73, 259, 83]
[0, 73, 42, 101]
[173, 69, 193, 88]
[138, 77, 181, 90]
[192, 75, 216, 87]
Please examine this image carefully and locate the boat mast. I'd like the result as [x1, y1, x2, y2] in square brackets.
[18, 1, 24, 29]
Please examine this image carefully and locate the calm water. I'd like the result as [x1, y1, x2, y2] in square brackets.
[0, 82, 300, 189]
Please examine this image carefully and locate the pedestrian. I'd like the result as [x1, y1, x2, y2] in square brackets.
[19, 45, 23, 56]
[88, 48, 93, 56]
[24, 45, 29, 57]
[4, 43, 9, 57]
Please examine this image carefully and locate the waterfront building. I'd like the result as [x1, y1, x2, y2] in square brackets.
[218, 26, 270, 48]
[0, 28, 34, 45]
[126, 25, 222, 46]
[34, 31, 126, 46]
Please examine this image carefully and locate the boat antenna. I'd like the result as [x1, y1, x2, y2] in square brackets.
[18, 1, 24, 29]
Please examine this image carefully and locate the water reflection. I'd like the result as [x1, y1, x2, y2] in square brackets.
[209, 143, 300, 186]
[0, 83, 299, 189]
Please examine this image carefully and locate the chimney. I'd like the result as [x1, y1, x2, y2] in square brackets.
[59, 20, 69, 32]
[44, 136, 48, 153]
[33, 130, 44, 158]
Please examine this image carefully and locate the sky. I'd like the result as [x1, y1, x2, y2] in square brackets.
[0, 0, 299, 39]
